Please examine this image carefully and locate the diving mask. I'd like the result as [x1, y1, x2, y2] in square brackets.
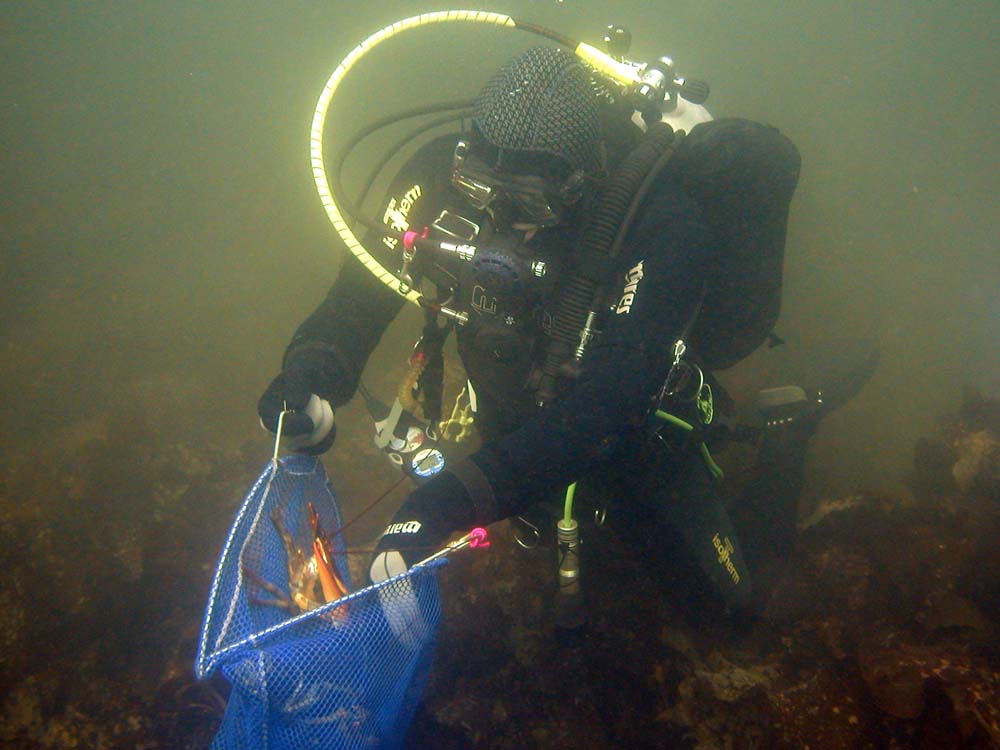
[451, 139, 585, 228]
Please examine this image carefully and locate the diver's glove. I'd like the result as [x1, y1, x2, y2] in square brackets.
[369, 471, 476, 583]
[257, 347, 345, 454]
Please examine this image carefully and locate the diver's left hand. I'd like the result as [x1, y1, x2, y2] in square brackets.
[368, 471, 474, 583]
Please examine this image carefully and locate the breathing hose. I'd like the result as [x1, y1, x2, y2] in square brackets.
[334, 101, 475, 223]
[534, 122, 676, 405]
[353, 107, 475, 214]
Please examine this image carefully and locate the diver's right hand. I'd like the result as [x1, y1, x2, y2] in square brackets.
[258, 349, 341, 454]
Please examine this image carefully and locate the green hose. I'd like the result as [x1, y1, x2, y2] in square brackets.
[564, 482, 577, 525]
[654, 410, 692, 432]
[561, 407, 723, 527]
[652, 410, 724, 480]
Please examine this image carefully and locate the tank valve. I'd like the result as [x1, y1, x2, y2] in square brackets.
[603, 24, 632, 60]
[677, 77, 711, 105]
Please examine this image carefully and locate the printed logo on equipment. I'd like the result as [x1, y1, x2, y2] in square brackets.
[382, 184, 423, 250]
[471, 285, 498, 315]
[384, 521, 422, 536]
[616, 260, 644, 315]
[712, 533, 741, 585]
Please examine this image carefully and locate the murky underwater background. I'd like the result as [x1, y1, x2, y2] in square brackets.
[1, 2, 998, 748]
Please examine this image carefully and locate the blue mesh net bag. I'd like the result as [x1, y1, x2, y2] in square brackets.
[196, 453, 443, 750]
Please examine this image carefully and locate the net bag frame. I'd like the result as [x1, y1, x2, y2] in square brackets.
[197, 454, 443, 750]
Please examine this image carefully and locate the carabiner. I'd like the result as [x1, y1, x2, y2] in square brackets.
[513, 515, 541, 550]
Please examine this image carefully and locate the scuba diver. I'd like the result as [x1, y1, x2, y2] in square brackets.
[257, 41, 877, 623]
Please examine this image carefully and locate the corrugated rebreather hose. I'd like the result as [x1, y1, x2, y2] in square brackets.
[535, 122, 676, 406]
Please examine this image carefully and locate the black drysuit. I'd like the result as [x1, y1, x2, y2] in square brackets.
[286, 120, 802, 611]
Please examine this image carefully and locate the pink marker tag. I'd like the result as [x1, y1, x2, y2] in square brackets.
[403, 230, 419, 250]
[468, 527, 490, 549]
